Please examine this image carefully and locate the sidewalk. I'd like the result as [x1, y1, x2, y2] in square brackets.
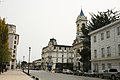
[0, 69, 33, 80]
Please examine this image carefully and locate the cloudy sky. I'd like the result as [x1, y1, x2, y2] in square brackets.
[0, 0, 120, 62]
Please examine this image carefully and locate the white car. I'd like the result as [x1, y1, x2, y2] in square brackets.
[99, 69, 118, 80]
[63, 69, 73, 74]
[84, 70, 98, 77]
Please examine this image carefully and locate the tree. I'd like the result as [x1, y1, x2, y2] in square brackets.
[89, 9, 120, 31]
[0, 18, 11, 73]
[80, 48, 91, 72]
[81, 23, 90, 47]
[79, 24, 91, 72]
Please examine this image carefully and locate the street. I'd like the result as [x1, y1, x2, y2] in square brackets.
[25, 70, 106, 80]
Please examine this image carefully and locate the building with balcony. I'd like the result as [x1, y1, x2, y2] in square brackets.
[89, 19, 120, 72]
[41, 38, 74, 71]
[8, 24, 19, 69]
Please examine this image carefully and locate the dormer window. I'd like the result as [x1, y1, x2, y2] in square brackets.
[48, 42, 52, 46]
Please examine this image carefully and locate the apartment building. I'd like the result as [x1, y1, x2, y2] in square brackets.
[8, 24, 19, 69]
[89, 19, 120, 72]
[41, 38, 74, 70]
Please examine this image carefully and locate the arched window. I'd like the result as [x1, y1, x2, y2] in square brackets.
[77, 24, 79, 32]
[82, 23, 85, 28]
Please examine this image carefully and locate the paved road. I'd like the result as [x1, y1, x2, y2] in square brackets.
[25, 70, 106, 80]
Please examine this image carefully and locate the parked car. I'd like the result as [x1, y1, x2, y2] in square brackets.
[55, 68, 62, 73]
[63, 69, 67, 74]
[63, 69, 73, 74]
[99, 68, 118, 80]
[116, 72, 120, 80]
[83, 70, 98, 77]
[73, 70, 84, 76]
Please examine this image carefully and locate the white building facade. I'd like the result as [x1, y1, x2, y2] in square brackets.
[42, 38, 74, 70]
[89, 19, 120, 73]
[8, 24, 19, 69]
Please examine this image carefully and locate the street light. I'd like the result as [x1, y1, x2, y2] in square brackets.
[28, 47, 31, 75]
[22, 56, 25, 71]
[23, 56, 25, 61]
[62, 50, 64, 70]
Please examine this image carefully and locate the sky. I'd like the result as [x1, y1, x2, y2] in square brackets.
[0, 0, 120, 62]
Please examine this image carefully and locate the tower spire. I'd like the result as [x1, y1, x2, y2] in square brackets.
[80, 9, 85, 16]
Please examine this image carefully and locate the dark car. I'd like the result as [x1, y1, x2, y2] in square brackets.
[55, 68, 62, 73]
[73, 70, 84, 76]
[116, 72, 120, 80]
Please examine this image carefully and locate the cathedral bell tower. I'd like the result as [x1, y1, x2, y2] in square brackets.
[76, 9, 87, 39]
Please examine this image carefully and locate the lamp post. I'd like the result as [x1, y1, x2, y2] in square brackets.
[23, 56, 25, 61]
[28, 47, 31, 75]
[62, 50, 64, 70]
[22, 56, 25, 71]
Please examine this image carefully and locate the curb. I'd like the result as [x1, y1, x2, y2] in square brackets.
[23, 71, 40, 80]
